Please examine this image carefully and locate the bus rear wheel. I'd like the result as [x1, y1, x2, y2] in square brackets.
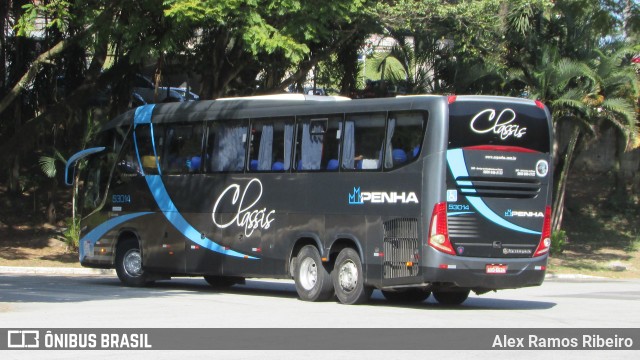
[294, 245, 334, 302]
[432, 289, 470, 305]
[382, 288, 431, 303]
[332, 248, 372, 305]
[115, 239, 149, 287]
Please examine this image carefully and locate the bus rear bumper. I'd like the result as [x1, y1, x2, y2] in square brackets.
[422, 254, 548, 291]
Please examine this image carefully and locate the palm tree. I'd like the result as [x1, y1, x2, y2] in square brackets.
[376, 35, 437, 95]
[506, 45, 596, 230]
[587, 47, 639, 204]
[510, 44, 638, 229]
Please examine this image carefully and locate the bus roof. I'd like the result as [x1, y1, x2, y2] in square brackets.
[216, 93, 351, 102]
[101, 94, 543, 130]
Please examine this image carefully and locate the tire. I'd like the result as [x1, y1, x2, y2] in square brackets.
[204, 276, 244, 288]
[115, 239, 149, 287]
[294, 245, 334, 301]
[432, 289, 470, 305]
[382, 288, 431, 303]
[332, 248, 372, 305]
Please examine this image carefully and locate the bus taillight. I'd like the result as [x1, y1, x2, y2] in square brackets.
[428, 202, 456, 255]
[533, 206, 552, 257]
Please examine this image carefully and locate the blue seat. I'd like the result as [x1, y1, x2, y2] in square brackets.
[189, 156, 201, 171]
[272, 161, 285, 171]
[250, 159, 259, 171]
[326, 159, 339, 170]
[392, 149, 407, 165]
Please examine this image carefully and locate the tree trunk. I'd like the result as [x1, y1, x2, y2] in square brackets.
[0, 55, 132, 169]
[551, 124, 580, 231]
[8, 155, 20, 193]
[0, 0, 7, 93]
[610, 129, 630, 205]
[0, 8, 112, 118]
[0, 39, 74, 117]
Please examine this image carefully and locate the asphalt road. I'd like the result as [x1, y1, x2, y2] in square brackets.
[1, 273, 639, 359]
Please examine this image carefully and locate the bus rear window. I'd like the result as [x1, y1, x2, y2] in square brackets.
[448, 101, 550, 153]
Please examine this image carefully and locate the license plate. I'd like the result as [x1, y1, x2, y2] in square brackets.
[486, 264, 507, 274]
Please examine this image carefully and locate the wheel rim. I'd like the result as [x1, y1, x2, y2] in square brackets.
[299, 257, 318, 291]
[123, 249, 142, 277]
[338, 260, 358, 293]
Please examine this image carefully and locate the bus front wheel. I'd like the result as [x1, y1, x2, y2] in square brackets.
[332, 248, 372, 305]
[115, 240, 149, 287]
[294, 245, 334, 302]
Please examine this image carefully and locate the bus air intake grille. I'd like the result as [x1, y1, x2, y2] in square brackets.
[455, 176, 541, 199]
[383, 218, 420, 279]
[447, 215, 480, 239]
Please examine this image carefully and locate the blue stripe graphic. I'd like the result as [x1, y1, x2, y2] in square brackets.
[447, 212, 475, 217]
[446, 149, 541, 235]
[134, 105, 155, 125]
[79, 212, 152, 260]
[145, 176, 257, 259]
[132, 105, 257, 259]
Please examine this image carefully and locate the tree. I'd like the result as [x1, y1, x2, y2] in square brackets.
[163, 0, 375, 98]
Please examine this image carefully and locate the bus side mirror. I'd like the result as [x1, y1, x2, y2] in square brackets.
[65, 147, 106, 186]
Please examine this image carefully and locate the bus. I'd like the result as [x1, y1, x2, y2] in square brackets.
[65, 94, 553, 305]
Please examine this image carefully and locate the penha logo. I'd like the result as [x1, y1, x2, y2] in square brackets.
[505, 209, 544, 218]
[470, 108, 527, 140]
[349, 187, 419, 205]
[349, 187, 364, 204]
[212, 178, 275, 237]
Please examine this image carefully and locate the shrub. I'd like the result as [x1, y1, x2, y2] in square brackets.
[550, 230, 568, 256]
[59, 216, 81, 250]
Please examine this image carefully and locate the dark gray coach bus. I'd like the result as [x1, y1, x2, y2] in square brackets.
[65, 94, 553, 305]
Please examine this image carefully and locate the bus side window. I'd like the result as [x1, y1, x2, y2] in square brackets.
[384, 111, 427, 169]
[162, 124, 204, 174]
[131, 124, 163, 175]
[206, 121, 248, 173]
[249, 118, 294, 172]
[295, 116, 341, 171]
[342, 113, 386, 171]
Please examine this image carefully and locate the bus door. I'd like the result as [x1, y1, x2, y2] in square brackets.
[76, 144, 114, 265]
[445, 98, 552, 259]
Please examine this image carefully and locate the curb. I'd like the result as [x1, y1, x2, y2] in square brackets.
[544, 273, 607, 280]
[0, 266, 115, 276]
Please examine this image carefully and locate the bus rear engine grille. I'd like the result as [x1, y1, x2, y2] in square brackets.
[447, 215, 480, 239]
[383, 218, 420, 279]
[455, 176, 541, 199]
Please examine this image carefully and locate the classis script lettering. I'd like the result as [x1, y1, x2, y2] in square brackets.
[470, 108, 527, 140]
[212, 178, 275, 237]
